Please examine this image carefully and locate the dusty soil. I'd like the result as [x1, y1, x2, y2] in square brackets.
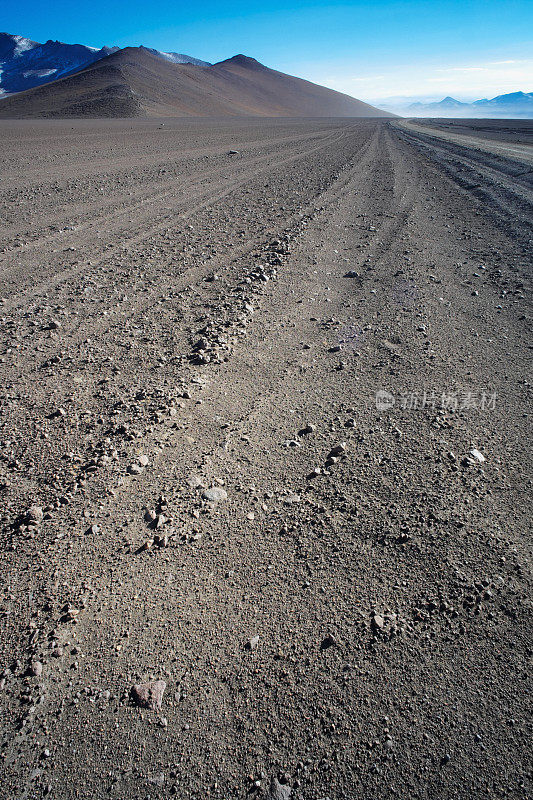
[0, 117, 531, 800]
[412, 119, 533, 146]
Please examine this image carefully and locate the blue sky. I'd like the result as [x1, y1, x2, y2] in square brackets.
[3, 0, 533, 101]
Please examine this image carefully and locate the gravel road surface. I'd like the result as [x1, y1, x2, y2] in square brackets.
[0, 118, 531, 800]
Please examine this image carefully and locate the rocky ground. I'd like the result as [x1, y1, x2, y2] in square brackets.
[0, 117, 531, 800]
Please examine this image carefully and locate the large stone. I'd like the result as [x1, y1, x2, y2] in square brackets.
[131, 680, 166, 711]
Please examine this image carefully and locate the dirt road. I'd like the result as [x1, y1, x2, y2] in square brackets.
[0, 118, 531, 799]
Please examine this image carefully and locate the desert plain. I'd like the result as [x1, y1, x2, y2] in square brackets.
[0, 116, 531, 799]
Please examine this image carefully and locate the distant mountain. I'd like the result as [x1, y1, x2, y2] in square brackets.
[472, 90, 533, 110]
[406, 90, 533, 118]
[409, 96, 469, 111]
[0, 47, 396, 119]
[0, 33, 119, 95]
[0, 33, 209, 97]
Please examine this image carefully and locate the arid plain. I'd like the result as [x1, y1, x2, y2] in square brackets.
[0, 117, 531, 799]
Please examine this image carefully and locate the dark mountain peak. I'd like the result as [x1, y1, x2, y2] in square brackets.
[216, 54, 265, 69]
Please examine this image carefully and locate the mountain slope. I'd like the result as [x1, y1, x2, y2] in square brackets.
[0, 47, 394, 118]
[0, 33, 209, 97]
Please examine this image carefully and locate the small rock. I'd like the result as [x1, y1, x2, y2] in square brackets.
[131, 680, 166, 711]
[28, 662, 43, 677]
[372, 614, 385, 631]
[246, 635, 260, 651]
[138, 455, 149, 467]
[202, 487, 228, 502]
[320, 634, 336, 650]
[27, 505, 43, 524]
[470, 448, 485, 463]
[86, 524, 99, 535]
[266, 777, 292, 800]
[128, 464, 143, 475]
[328, 443, 346, 458]
[283, 493, 301, 505]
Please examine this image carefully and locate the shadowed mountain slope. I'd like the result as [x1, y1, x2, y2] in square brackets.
[0, 47, 394, 118]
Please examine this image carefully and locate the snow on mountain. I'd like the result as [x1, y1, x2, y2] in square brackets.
[0, 33, 119, 95]
[141, 46, 210, 66]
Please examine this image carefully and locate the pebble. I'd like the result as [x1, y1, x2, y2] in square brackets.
[28, 661, 43, 677]
[320, 634, 337, 650]
[283, 493, 301, 504]
[372, 614, 385, 631]
[328, 443, 346, 458]
[462, 448, 486, 466]
[131, 680, 166, 711]
[26, 505, 43, 524]
[267, 777, 292, 800]
[246, 635, 260, 651]
[86, 524, 100, 535]
[202, 487, 228, 502]
[344, 270, 360, 278]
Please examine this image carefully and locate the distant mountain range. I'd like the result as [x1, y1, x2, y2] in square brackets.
[0, 32, 210, 96]
[0, 40, 394, 119]
[406, 91, 533, 118]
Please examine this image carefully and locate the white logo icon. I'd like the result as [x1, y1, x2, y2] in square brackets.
[375, 390, 395, 411]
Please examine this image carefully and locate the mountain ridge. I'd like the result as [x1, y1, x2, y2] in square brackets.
[0, 32, 208, 97]
[407, 90, 533, 117]
[0, 44, 395, 119]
